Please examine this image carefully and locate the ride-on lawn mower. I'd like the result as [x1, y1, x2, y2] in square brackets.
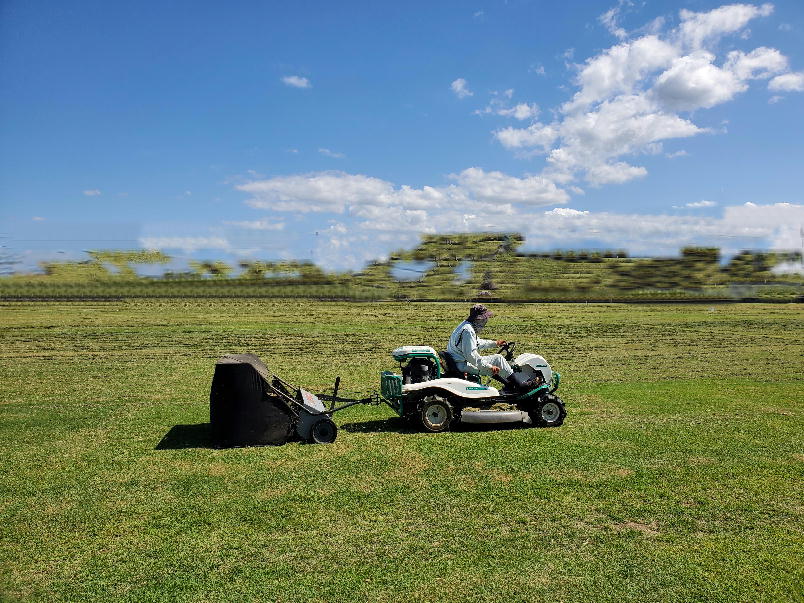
[208, 344, 565, 446]
[379, 342, 566, 433]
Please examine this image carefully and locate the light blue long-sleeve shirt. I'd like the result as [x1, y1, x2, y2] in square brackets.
[446, 320, 497, 373]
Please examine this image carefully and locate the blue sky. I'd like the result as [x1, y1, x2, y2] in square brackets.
[2, 0, 803, 273]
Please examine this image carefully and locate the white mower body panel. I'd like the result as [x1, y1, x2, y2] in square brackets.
[402, 378, 500, 399]
[392, 345, 438, 361]
[511, 353, 553, 387]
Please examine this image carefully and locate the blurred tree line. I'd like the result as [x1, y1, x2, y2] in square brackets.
[2, 235, 801, 302]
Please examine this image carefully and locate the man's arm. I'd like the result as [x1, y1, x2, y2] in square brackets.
[477, 337, 497, 350]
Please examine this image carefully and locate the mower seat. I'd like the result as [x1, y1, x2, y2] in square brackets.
[439, 351, 480, 383]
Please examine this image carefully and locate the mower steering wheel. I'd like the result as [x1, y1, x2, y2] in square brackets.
[499, 341, 516, 361]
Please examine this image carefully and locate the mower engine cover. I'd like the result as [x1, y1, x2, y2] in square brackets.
[511, 353, 553, 388]
[392, 345, 439, 363]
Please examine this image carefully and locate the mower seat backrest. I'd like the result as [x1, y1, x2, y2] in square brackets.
[439, 351, 480, 383]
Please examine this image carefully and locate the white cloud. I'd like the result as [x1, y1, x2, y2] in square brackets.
[585, 162, 647, 185]
[545, 207, 590, 217]
[238, 168, 568, 219]
[768, 71, 804, 92]
[140, 236, 231, 253]
[677, 3, 773, 50]
[232, 169, 570, 269]
[725, 47, 788, 80]
[353, 207, 434, 231]
[564, 35, 678, 111]
[239, 171, 393, 213]
[491, 3, 799, 187]
[722, 201, 803, 231]
[539, 94, 703, 184]
[32, 216, 45, 221]
[313, 227, 420, 272]
[476, 89, 539, 121]
[666, 149, 689, 158]
[677, 200, 717, 208]
[637, 16, 667, 37]
[452, 167, 569, 205]
[773, 260, 804, 275]
[231, 173, 802, 270]
[599, 3, 629, 40]
[319, 148, 346, 159]
[224, 220, 286, 231]
[451, 78, 473, 99]
[532, 202, 804, 257]
[495, 123, 558, 151]
[282, 75, 311, 89]
[720, 203, 804, 252]
[83, 189, 101, 196]
[498, 103, 540, 120]
[652, 51, 746, 110]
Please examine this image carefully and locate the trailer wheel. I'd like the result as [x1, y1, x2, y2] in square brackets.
[310, 418, 338, 444]
[419, 395, 454, 433]
[529, 395, 566, 428]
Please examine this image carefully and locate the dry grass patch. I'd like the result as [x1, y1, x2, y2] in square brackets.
[615, 521, 660, 537]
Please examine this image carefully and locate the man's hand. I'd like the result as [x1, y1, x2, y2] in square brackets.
[491, 366, 500, 376]
[496, 339, 506, 346]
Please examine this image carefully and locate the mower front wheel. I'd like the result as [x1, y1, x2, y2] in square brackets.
[529, 395, 566, 428]
[418, 395, 454, 433]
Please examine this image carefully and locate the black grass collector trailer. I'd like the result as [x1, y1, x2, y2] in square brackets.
[209, 354, 377, 447]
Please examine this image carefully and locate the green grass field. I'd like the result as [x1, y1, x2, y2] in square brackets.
[1, 300, 802, 602]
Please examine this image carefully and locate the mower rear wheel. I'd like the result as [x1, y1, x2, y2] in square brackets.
[309, 418, 338, 444]
[419, 395, 454, 433]
[529, 395, 566, 428]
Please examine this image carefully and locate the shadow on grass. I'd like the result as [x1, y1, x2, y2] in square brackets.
[339, 417, 530, 434]
[156, 423, 213, 449]
[339, 417, 414, 434]
[160, 418, 533, 446]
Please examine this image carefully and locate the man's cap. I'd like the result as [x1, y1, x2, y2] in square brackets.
[468, 303, 494, 321]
